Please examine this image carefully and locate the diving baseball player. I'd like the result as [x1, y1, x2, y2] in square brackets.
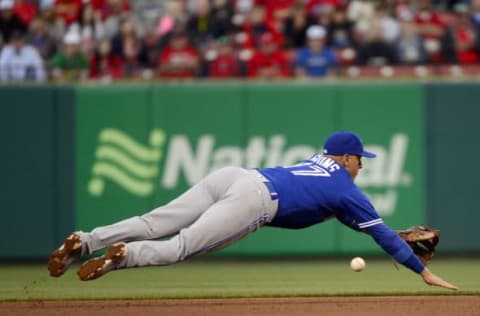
[48, 131, 458, 290]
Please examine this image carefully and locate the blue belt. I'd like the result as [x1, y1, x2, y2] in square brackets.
[248, 169, 279, 201]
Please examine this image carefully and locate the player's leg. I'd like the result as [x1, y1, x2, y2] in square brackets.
[79, 167, 248, 254]
[49, 181, 212, 278]
[49, 195, 209, 278]
[77, 169, 278, 280]
[78, 182, 213, 255]
[49, 167, 249, 277]
[126, 192, 276, 267]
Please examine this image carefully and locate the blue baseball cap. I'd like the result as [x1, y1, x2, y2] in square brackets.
[323, 131, 376, 158]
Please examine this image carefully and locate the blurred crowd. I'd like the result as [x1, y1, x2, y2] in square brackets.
[1, 0, 480, 83]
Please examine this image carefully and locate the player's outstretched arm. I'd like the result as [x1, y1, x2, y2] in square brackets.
[420, 267, 459, 291]
[365, 223, 460, 290]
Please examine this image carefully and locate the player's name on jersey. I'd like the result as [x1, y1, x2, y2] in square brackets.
[308, 155, 341, 173]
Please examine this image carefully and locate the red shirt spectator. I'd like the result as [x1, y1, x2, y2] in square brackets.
[13, 0, 37, 26]
[208, 38, 240, 77]
[414, 10, 444, 37]
[158, 32, 199, 78]
[444, 5, 480, 64]
[256, 0, 295, 28]
[89, 0, 130, 20]
[247, 32, 291, 78]
[55, 0, 83, 25]
[413, 0, 446, 61]
[209, 54, 239, 77]
[455, 28, 479, 64]
[244, 5, 285, 48]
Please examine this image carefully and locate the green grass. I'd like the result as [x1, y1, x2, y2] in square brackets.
[1, 258, 479, 301]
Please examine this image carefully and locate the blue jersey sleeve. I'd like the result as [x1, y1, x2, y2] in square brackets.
[337, 188, 424, 273]
[337, 188, 383, 230]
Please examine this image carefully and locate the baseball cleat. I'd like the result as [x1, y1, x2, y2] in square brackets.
[48, 233, 82, 277]
[77, 243, 126, 281]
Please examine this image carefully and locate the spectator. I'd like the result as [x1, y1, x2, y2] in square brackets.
[25, 16, 57, 60]
[78, 3, 105, 43]
[186, 0, 233, 54]
[229, 12, 256, 68]
[186, 0, 214, 47]
[294, 25, 337, 78]
[54, 0, 82, 26]
[234, 0, 254, 15]
[228, 6, 255, 50]
[0, 30, 45, 82]
[0, 0, 27, 45]
[210, 0, 234, 38]
[356, 22, 397, 65]
[157, 30, 199, 78]
[306, 0, 343, 18]
[131, 0, 165, 34]
[348, 0, 375, 28]
[245, 5, 276, 48]
[442, 3, 480, 64]
[326, 6, 355, 49]
[258, 0, 295, 31]
[111, 18, 148, 76]
[72, 3, 105, 58]
[205, 35, 240, 78]
[444, 0, 463, 12]
[471, 0, 480, 29]
[141, 31, 160, 71]
[89, 37, 123, 80]
[374, 4, 401, 44]
[102, 1, 131, 40]
[90, 0, 130, 21]
[38, 0, 65, 42]
[393, 0, 415, 22]
[247, 32, 290, 79]
[50, 30, 89, 81]
[356, 3, 401, 45]
[154, 0, 187, 40]
[396, 22, 427, 64]
[413, 0, 446, 62]
[283, 2, 317, 48]
[13, 0, 37, 27]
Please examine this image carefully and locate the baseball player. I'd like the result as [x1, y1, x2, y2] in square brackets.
[48, 131, 458, 290]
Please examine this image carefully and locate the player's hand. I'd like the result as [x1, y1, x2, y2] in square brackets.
[420, 267, 459, 291]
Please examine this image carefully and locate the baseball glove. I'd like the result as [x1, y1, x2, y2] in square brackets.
[397, 226, 440, 264]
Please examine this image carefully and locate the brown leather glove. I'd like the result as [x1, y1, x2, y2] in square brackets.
[397, 226, 440, 264]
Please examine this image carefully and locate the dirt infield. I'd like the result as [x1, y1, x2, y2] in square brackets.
[1, 296, 479, 316]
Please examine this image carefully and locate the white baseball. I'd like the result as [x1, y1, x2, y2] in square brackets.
[350, 257, 366, 272]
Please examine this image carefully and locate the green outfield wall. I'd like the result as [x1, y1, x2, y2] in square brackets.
[426, 83, 480, 253]
[0, 87, 75, 258]
[0, 82, 475, 258]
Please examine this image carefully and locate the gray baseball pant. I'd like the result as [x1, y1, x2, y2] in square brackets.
[78, 167, 279, 268]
